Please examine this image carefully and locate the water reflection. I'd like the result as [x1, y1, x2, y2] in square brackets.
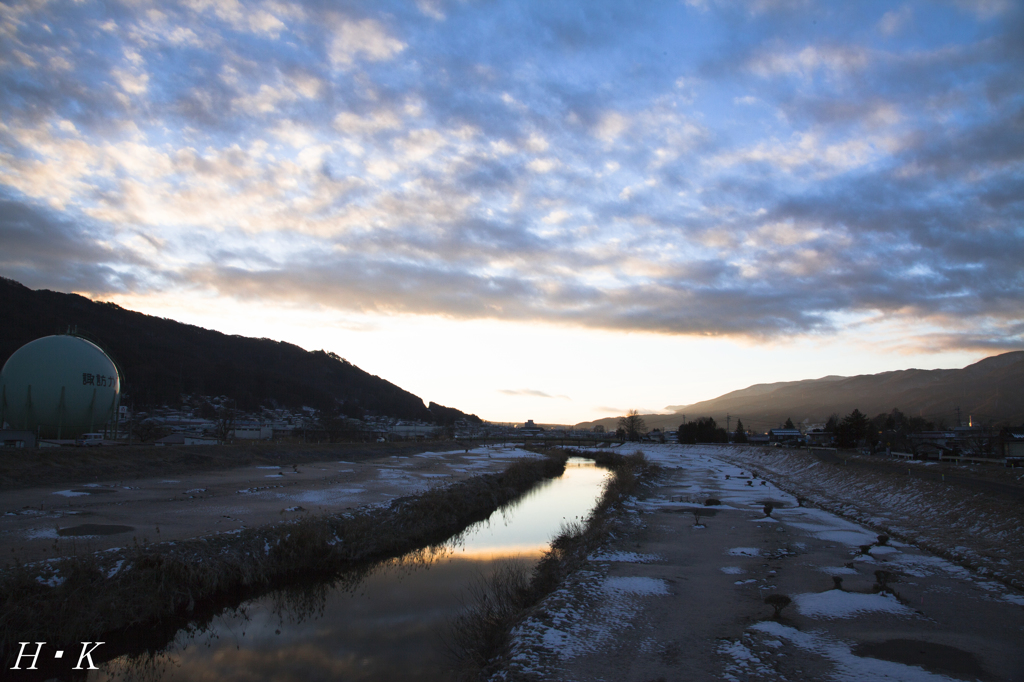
[455, 457, 609, 558]
[91, 458, 607, 682]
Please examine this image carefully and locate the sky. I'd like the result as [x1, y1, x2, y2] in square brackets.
[1, 0, 1022, 426]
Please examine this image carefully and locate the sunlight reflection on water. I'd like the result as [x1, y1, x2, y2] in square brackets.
[92, 457, 608, 682]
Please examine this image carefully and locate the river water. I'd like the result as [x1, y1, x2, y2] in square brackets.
[91, 457, 609, 682]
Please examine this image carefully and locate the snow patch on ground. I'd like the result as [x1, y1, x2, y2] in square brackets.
[291, 488, 367, 504]
[728, 547, 761, 557]
[883, 553, 971, 580]
[818, 566, 859, 576]
[813, 530, 881, 546]
[602, 576, 669, 596]
[700, 445, 1024, 592]
[751, 620, 961, 681]
[25, 527, 59, 540]
[719, 637, 775, 681]
[794, 590, 914, 619]
[720, 566, 745, 574]
[589, 551, 660, 563]
[502, 563, 670, 676]
[52, 490, 88, 497]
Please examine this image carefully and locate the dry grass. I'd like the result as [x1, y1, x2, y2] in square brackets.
[447, 449, 660, 680]
[0, 441, 464, 491]
[0, 452, 569, 664]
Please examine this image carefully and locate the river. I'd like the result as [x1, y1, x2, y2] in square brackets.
[90, 457, 609, 681]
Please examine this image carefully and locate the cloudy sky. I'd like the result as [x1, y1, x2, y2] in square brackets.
[1, 0, 1022, 425]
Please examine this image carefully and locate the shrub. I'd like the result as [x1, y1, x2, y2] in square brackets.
[446, 447, 661, 678]
[832, 576, 843, 590]
[764, 594, 791, 618]
[876, 534, 889, 546]
[444, 560, 533, 677]
[874, 570, 898, 592]
[763, 503, 774, 517]
[703, 498, 721, 506]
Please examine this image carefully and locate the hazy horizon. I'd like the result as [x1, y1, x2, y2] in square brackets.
[2, 1, 1021, 423]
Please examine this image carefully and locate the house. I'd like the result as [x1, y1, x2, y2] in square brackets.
[155, 432, 221, 446]
[518, 420, 544, 437]
[804, 426, 833, 446]
[390, 422, 438, 440]
[768, 428, 803, 444]
[645, 429, 666, 443]
[1000, 427, 1024, 466]
[0, 430, 35, 449]
[231, 424, 273, 440]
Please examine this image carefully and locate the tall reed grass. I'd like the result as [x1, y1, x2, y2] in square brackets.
[447, 449, 659, 680]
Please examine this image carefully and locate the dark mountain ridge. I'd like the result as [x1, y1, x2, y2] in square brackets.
[577, 351, 1024, 432]
[0, 277, 480, 424]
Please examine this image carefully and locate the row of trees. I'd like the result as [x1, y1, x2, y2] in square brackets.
[677, 417, 729, 444]
[825, 407, 936, 449]
[616, 406, 941, 448]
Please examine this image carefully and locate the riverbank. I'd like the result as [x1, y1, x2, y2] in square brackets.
[0, 441, 465, 491]
[493, 444, 1024, 681]
[713, 445, 1024, 592]
[450, 449, 661, 680]
[0, 447, 568, 669]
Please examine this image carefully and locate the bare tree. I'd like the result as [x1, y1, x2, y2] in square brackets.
[619, 409, 646, 442]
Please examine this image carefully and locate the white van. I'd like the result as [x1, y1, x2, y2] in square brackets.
[76, 433, 104, 447]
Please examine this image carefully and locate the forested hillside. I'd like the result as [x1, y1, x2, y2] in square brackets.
[0, 277, 480, 424]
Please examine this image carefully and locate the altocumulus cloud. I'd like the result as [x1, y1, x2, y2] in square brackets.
[499, 389, 570, 400]
[0, 0, 1021, 351]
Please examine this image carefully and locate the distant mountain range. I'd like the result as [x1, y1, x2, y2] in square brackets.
[0, 277, 480, 424]
[576, 351, 1024, 433]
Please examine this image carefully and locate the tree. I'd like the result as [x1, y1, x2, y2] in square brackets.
[619, 410, 646, 442]
[783, 417, 795, 430]
[734, 418, 748, 444]
[132, 418, 169, 443]
[836, 408, 870, 448]
[678, 417, 728, 444]
[215, 398, 237, 440]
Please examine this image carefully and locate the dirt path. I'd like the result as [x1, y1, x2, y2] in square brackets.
[498, 445, 1024, 681]
[0, 444, 533, 564]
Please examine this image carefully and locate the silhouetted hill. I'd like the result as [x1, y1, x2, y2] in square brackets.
[0, 277, 481, 423]
[577, 352, 1024, 433]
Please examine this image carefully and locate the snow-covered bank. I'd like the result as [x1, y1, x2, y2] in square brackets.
[670, 444, 1024, 592]
[494, 445, 1024, 681]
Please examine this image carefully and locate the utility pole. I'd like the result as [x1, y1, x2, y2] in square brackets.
[956, 406, 961, 427]
[726, 414, 731, 432]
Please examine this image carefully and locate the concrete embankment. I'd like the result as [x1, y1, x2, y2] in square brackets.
[709, 445, 1024, 591]
[495, 444, 1024, 681]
